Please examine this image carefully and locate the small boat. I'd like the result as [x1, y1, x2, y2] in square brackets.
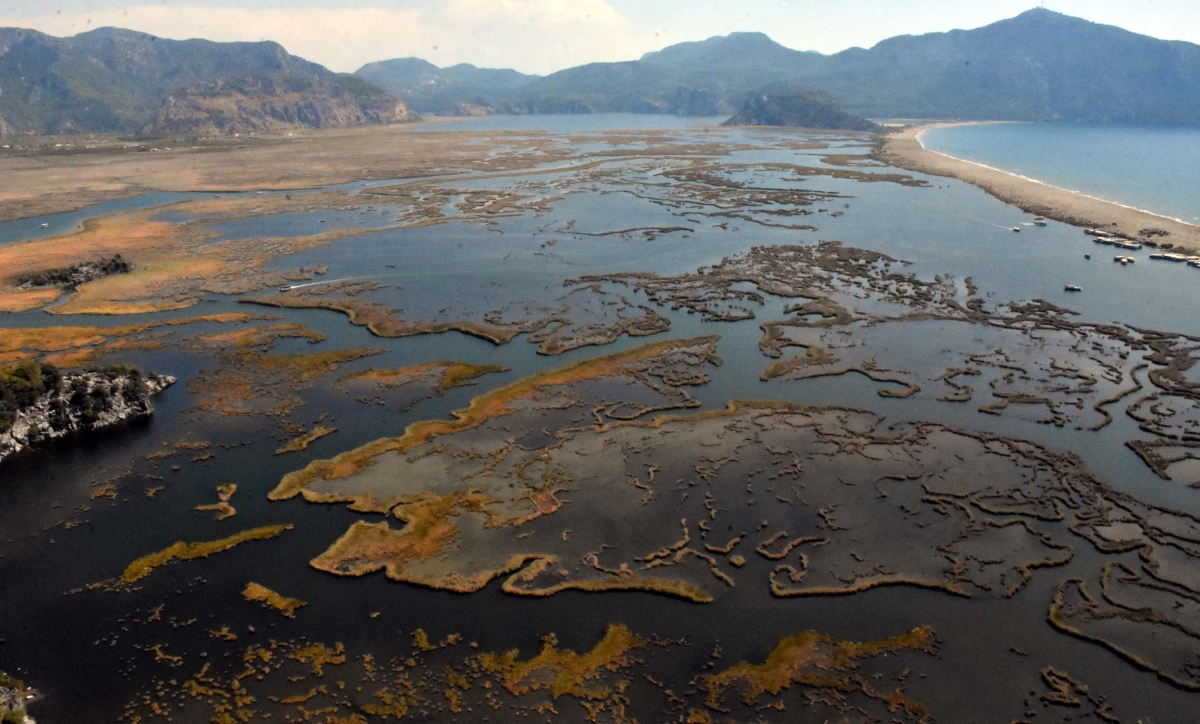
[1012, 227, 1021, 233]
[1084, 254, 1091, 260]
[40, 223, 48, 228]
[1033, 218, 1047, 227]
[1064, 285, 1082, 292]
[279, 285, 294, 292]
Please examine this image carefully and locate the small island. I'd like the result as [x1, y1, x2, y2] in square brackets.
[723, 88, 881, 132]
[0, 671, 33, 724]
[0, 362, 174, 462]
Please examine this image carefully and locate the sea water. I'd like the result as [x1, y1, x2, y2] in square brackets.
[920, 122, 1200, 223]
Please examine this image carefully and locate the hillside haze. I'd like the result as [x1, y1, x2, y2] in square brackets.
[355, 57, 538, 115]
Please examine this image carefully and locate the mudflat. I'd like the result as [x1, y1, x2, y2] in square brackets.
[0, 121, 574, 221]
[879, 122, 1200, 252]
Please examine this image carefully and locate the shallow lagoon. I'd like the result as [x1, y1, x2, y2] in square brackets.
[2, 116, 1198, 722]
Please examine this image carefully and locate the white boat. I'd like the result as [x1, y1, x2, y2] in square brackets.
[1011, 227, 1021, 233]
[1064, 285, 1082, 292]
[279, 285, 294, 292]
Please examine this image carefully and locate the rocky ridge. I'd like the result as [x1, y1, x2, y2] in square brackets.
[143, 74, 417, 136]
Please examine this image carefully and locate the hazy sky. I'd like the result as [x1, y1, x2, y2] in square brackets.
[2, 0, 1198, 75]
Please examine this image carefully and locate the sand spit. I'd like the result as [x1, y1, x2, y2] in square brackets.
[878, 123, 1200, 253]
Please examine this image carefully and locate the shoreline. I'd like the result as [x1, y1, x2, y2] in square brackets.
[877, 122, 1200, 253]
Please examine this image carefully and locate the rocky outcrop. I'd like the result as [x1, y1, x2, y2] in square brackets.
[1, 671, 34, 724]
[0, 364, 174, 462]
[722, 89, 880, 132]
[143, 73, 418, 136]
[16, 255, 131, 290]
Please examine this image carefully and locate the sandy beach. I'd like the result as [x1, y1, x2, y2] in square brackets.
[878, 122, 1200, 253]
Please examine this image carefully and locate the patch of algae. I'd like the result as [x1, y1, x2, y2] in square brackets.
[108, 524, 292, 587]
[243, 294, 531, 345]
[312, 513, 713, 601]
[275, 425, 337, 455]
[242, 582, 307, 618]
[479, 624, 645, 700]
[702, 626, 936, 715]
[193, 502, 236, 520]
[0, 313, 264, 366]
[195, 484, 238, 519]
[0, 192, 403, 315]
[292, 643, 346, 676]
[342, 361, 508, 395]
[310, 492, 515, 587]
[189, 348, 384, 417]
[124, 617, 951, 723]
[270, 336, 719, 503]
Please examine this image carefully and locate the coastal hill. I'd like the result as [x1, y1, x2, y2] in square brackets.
[355, 57, 538, 115]
[143, 73, 416, 136]
[509, 32, 817, 115]
[0, 27, 415, 135]
[371, 9, 1200, 124]
[5, 8, 1200, 133]
[722, 89, 882, 132]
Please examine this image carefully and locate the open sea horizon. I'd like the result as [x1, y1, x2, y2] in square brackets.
[919, 121, 1200, 224]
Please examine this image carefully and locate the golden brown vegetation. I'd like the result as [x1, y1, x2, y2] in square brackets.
[479, 624, 645, 700]
[242, 582, 307, 618]
[115, 524, 293, 585]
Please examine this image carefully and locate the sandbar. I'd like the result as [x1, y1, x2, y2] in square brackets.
[879, 122, 1200, 252]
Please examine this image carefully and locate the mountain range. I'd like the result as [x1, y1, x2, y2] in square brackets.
[0, 26, 412, 135]
[356, 9, 1200, 124]
[2, 8, 1200, 136]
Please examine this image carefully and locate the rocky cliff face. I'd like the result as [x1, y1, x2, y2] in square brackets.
[143, 73, 417, 136]
[0, 365, 174, 462]
[723, 89, 881, 131]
